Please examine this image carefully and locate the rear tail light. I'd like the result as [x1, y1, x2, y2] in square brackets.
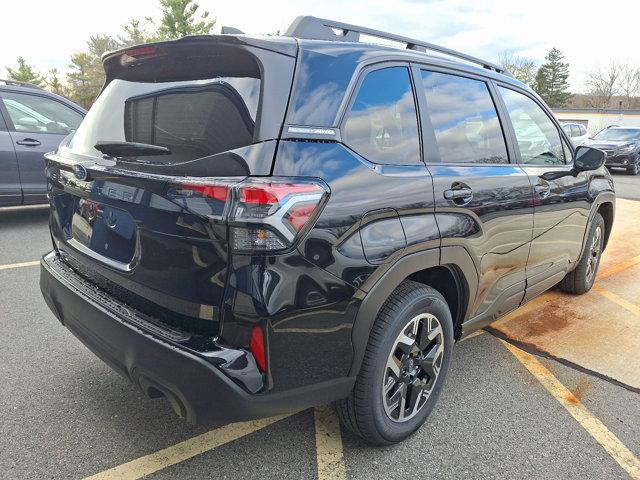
[173, 177, 329, 253]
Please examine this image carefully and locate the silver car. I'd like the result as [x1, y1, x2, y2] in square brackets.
[562, 122, 589, 146]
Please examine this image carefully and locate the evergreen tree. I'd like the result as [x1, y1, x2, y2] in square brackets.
[534, 47, 571, 107]
[155, 0, 215, 40]
[66, 35, 119, 108]
[47, 69, 66, 96]
[5, 57, 45, 87]
[118, 19, 158, 47]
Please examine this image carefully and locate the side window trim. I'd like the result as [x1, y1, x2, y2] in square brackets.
[410, 63, 439, 164]
[414, 66, 512, 166]
[338, 61, 423, 166]
[494, 82, 574, 167]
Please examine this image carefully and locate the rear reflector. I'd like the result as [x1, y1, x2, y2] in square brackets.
[250, 325, 267, 372]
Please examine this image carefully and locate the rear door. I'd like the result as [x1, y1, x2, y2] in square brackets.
[0, 91, 83, 204]
[0, 105, 21, 206]
[415, 68, 534, 323]
[496, 86, 589, 301]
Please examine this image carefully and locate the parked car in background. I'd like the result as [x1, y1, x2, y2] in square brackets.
[587, 126, 640, 175]
[562, 122, 589, 147]
[0, 80, 85, 206]
[40, 16, 614, 446]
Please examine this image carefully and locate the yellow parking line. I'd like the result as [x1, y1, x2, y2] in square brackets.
[314, 406, 347, 480]
[593, 284, 640, 317]
[0, 260, 39, 271]
[598, 254, 640, 280]
[83, 414, 292, 480]
[460, 330, 485, 342]
[502, 340, 640, 479]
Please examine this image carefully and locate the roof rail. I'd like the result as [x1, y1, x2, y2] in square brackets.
[285, 16, 506, 74]
[0, 78, 43, 90]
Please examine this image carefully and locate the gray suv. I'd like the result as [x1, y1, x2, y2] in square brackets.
[0, 80, 85, 206]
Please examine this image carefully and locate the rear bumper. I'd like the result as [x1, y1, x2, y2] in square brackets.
[40, 252, 354, 426]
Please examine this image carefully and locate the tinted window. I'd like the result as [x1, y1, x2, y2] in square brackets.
[420, 71, 508, 164]
[342, 67, 420, 165]
[70, 77, 260, 164]
[1, 92, 82, 135]
[499, 87, 565, 165]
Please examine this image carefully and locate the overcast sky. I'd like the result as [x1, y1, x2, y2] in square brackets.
[1, 0, 637, 93]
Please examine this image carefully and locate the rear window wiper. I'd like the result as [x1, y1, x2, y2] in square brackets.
[94, 141, 171, 158]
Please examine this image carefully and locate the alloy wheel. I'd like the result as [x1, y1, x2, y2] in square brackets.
[382, 313, 444, 423]
[585, 225, 602, 283]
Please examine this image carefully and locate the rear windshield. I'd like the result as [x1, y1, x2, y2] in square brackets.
[69, 76, 261, 164]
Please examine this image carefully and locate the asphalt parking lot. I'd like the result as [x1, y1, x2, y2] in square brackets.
[1, 172, 639, 480]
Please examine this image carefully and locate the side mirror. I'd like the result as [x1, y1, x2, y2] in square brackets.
[575, 146, 605, 172]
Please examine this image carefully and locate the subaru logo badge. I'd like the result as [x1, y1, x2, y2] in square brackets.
[73, 164, 89, 181]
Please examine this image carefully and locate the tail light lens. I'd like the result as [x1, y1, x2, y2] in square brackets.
[174, 177, 329, 253]
[229, 179, 328, 252]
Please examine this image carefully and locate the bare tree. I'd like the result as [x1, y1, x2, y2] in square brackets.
[585, 63, 622, 109]
[618, 64, 640, 108]
[497, 51, 537, 87]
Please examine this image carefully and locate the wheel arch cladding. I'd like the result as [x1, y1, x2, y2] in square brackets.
[597, 201, 614, 250]
[349, 247, 477, 376]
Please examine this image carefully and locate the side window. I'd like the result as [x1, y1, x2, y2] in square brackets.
[0, 92, 83, 135]
[571, 125, 581, 137]
[342, 66, 420, 165]
[562, 138, 573, 163]
[562, 124, 572, 136]
[499, 87, 566, 165]
[420, 70, 508, 164]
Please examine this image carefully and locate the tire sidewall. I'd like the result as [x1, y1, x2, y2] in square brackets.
[583, 213, 605, 289]
[363, 290, 454, 444]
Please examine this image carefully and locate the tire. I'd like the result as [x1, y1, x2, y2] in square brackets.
[336, 281, 454, 445]
[626, 160, 639, 175]
[559, 213, 605, 294]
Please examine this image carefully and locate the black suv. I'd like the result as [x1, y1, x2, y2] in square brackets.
[40, 16, 615, 445]
[587, 126, 640, 175]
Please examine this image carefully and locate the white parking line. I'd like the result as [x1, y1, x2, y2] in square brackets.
[502, 340, 640, 479]
[0, 260, 39, 271]
[314, 406, 347, 480]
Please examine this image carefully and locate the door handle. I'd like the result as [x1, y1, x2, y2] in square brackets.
[534, 182, 551, 197]
[444, 187, 473, 202]
[16, 138, 41, 147]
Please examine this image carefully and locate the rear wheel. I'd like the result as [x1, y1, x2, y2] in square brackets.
[559, 213, 605, 294]
[626, 160, 639, 175]
[336, 281, 454, 445]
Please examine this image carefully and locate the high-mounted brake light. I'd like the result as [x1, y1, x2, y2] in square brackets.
[168, 177, 329, 253]
[125, 46, 160, 58]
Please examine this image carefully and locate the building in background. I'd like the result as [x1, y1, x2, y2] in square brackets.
[553, 108, 640, 135]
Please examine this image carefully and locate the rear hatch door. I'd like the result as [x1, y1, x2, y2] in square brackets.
[46, 36, 296, 335]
